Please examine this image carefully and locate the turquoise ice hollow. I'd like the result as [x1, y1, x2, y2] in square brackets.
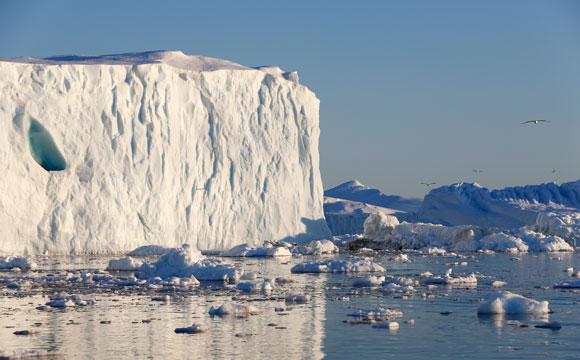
[28, 117, 67, 171]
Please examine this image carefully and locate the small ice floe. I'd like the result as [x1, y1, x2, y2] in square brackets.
[209, 302, 260, 317]
[381, 283, 415, 295]
[478, 249, 496, 255]
[490, 281, 507, 288]
[565, 267, 574, 273]
[291, 259, 385, 273]
[371, 321, 399, 329]
[348, 308, 403, 321]
[174, 323, 207, 334]
[425, 269, 477, 286]
[240, 273, 258, 281]
[572, 271, 580, 278]
[151, 295, 172, 302]
[477, 291, 549, 314]
[285, 292, 311, 304]
[385, 277, 419, 287]
[292, 240, 339, 255]
[237, 279, 275, 292]
[127, 245, 173, 256]
[139, 246, 242, 281]
[404, 319, 415, 325]
[353, 276, 385, 287]
[553, 280, 580, 289]
[219, 243, 291, 257]
[534, 321, 562, 330]
[46, 293, 95, 308]
[419, 272, 433, 277]
[7, 280, 33, 290]
[423, 247, 447, 256]
[0, 256, 37, 270]
[106, 257, 143, 271]
[389, 254, 411, 262]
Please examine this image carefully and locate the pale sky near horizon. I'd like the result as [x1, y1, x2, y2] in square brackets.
[1, 0, 579, 197]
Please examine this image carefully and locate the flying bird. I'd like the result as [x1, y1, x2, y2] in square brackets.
[421, 182, 436, 188]
[522, 120, 550, 125]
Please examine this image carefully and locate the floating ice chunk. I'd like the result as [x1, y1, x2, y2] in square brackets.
[353, 276, 385, 287]
[291, 259, 385, 273]
[479, 233, 528, 253]
[285, 292, 311, 304]
[106, 257, 143, 271]
[565, 267, 574, 273]
[424, 247, 447, 256]
[363, 213, 400, 242]
[348, 308, 403, 320]
[425, 268, 477, 285]
[220, 244, 291, 257]
[554, 280, 580, 288]
[209, 302, 260, 316]
[372, 321, 399, 329]
[390, 254, 411, 262]
[240, 273, 258, 281]
[384, 277, 419, 287]
[381, 283, 415, 295]
[175, 324, 208, 334]
[490, 281, 507, 288]
[0, 256, 37, 270]
[237, 280, 275, 292]
[127, 245, 173, 256]
[419, 272, 433, 277]
[477, 291, 549, 314]
[292, 240, 339, 255]
[139, 246, 241, 281]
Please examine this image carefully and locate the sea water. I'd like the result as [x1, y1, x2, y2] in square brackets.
[1, 251, 579, 359]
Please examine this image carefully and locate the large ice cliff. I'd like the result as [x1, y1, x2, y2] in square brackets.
[0, 50, 330, 255]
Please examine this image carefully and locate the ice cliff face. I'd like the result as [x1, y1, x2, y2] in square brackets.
[0, 50, 330, 255]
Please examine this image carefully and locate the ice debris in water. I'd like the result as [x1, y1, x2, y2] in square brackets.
[285, 292, 311, 304]
[292, 240, 339, 255]
[174, 324, 208, 334]
[219, 243, 291, 257]
[425, 268, 477, 285]
[106, 257, 143, 271]
[0, 256, 37, 270]
[138, 245, 242, 281]
[490, 281, 507, 288]
[291, 259, 385, 273]
[389, 254, 411, 262]
[477, 291, 549, 314]
[348, 308, 403, 320]
[353, 276, 385, 287]
[371, 321, 399, 329]
[553, 280, 580, 288]
[236, 279, 275, 292]
[209, 302, 260, 317]
[45, 292, 95, 308]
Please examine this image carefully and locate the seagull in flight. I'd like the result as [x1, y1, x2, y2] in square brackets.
[522, 120, 550, 125]
[421, 182, 436, 188]
[472, 170, 484, 174]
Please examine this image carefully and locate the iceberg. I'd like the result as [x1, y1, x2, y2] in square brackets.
[0, 50, 330, 254]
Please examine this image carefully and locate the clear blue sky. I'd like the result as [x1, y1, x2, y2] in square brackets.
[1, 0, 579, 197]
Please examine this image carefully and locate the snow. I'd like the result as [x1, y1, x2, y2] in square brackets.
[209, 302, 260, 316]
[291, 259, 386, 273]
[106, 257, 143, 271]
[477, 291, 549, 314]
[0, 257, 37, 270]
[0, 50, 330, 255]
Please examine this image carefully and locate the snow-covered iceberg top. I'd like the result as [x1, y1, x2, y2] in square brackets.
[477, 291, 549, 315]
[0, 50, 300, 83]
[0, 256, 37, 270]
[219, 243, 291, 257]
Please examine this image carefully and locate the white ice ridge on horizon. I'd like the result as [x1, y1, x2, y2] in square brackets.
[0, 51, 330, 255]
